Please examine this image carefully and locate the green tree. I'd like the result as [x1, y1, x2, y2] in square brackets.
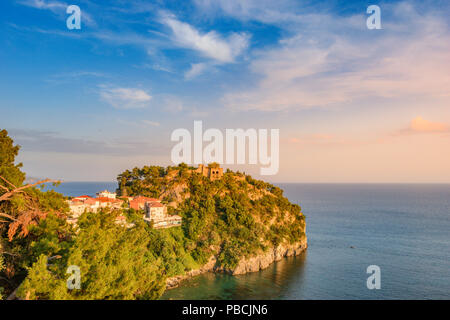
[0, 129, 68, 299]
[0, 129, 25, 189]
[18, 210, 166, 300]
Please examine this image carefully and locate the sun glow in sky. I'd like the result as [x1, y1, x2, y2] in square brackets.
[1, 0, 449, 182]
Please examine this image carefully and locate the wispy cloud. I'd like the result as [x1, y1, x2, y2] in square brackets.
[288, 116, 450, 149]
[18, 0, 96, 27]
[99, 86, 152, 109]
[193, 0, 303, 25]
[13, 4, 247, 73]
[136, 63, 175, 74]
[8, 128, 143, 155]
[160, 13, 249, 63]
[222, 3, 450, 112]
[45, 71, 108, 84]
[142, 120, 160, 127]
[18, 0, 66, 13]
[184, 62, 209, 79]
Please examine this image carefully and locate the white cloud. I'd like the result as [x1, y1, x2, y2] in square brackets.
[100, 87, 152, 109]
[184, 63, 209, 79]
[142, 63, 174, 74]
[161, 14, 249, 63]
[223, 3, 450, 112]
[18, 0, 67, 13]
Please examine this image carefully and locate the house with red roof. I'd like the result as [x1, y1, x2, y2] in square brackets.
[67, 192, 123, 216]
[144, 201, 182, 229]
[73, 195, 92, 201]
[67, 192, 179, 228]
[129, 196, 160, 210]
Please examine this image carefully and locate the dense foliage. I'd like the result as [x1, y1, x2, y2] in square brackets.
[0, 129, 69, 299]
[117, 164, 306, 270]
[18, 211, 166, 299]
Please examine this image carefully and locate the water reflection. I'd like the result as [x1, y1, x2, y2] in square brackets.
[161, 251, 308, 300]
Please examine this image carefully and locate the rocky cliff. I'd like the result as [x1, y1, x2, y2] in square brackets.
[221, 238, 308, 275]
[166, 237, 307, 289]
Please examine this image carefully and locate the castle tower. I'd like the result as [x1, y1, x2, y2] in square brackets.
[195, 163, 223, 180]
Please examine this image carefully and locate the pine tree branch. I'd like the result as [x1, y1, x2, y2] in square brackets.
[0, 178, 60, 202]
[0, 176, 16, 190]
[0, 212, 18, 222]
[1, 252, 19, 256]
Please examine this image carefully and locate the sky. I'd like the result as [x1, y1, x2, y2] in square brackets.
[0, 0, 449, 183]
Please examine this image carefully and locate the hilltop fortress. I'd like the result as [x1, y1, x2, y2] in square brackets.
[170, 121, 279, 175]
[195, 163, 223, 181]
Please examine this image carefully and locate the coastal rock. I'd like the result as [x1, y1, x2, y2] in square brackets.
[223, 238, 308, 275]
[166, 256, 217, 289]
[165, 237, 307, 289]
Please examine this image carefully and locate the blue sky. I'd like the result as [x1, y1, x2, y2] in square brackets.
[1, 0, 450, 182]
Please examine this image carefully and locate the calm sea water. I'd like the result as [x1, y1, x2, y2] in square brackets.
[162, 184, 450, 300]
[50, 183, 450, 299]
[45, 181, 118, 198]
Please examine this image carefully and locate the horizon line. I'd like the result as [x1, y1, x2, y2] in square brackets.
[47, 181, 450, 185]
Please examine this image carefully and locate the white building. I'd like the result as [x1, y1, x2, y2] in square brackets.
[68, 201, 87, 216]
[145, 201, 165, 220]
[96, 190, 117, 199]
[144, 201, 182, 229]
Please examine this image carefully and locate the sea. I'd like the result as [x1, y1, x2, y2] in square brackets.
[48, 182, 450, 300]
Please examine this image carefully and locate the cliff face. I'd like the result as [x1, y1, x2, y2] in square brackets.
[166, 256, 217, 289]
[221, 237, 308, 275]
[166, 237, 307, 289]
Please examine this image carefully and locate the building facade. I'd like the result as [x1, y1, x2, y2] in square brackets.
[96, 190, 117, 199]
[144, 201, 182, 229]
[67, 194, 122, 217]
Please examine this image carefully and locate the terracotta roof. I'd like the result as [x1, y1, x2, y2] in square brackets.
[147, 201, 163, 207]
[97, 197, 123, 203]
[84, 198, 99, 204]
